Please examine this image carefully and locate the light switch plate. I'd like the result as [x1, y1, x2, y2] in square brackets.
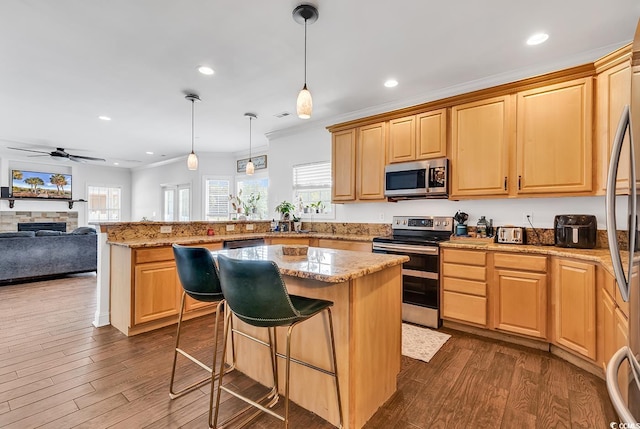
[246, 224, 254, 231]
[160, 225, 172, 233]
[226, 224, 235, 231]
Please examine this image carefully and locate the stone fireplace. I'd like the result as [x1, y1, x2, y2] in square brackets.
[0, 211, 78, 232]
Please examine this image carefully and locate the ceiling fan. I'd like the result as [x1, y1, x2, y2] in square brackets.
[7, 147, 106, 162]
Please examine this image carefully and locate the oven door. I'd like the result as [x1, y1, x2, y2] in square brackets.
[372, 243, 439, 308]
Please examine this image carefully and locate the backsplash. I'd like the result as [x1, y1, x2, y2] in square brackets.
[465, 226, 627, 249]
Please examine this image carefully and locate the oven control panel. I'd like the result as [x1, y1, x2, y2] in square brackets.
[392, 216, 453, 232]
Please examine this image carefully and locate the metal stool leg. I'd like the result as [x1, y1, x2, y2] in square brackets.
[327, 307, 344, 429]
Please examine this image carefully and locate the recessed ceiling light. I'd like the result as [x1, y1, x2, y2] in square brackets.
[198, 66, 214, 75]
[526, 33, 549, 46]
[146, 151, 154, 155]
[113, 162, 119, 165]
[98, 115, 111, 121]
[384, 79, 398, 88]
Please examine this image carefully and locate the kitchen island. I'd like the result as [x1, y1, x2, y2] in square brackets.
[214, 245, 408, 429]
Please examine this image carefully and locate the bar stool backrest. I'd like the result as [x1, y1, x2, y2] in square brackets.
[173, 244, 222, 301]
[217, 254, 300, 327]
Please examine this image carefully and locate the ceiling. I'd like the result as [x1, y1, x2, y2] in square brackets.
[0, 1, 638, 168]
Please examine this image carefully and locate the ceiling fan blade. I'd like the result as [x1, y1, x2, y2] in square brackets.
[69, 154, 106, 162]
[7, 147, 50, 154]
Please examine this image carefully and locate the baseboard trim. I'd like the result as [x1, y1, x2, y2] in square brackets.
[443, 320, 550, 351]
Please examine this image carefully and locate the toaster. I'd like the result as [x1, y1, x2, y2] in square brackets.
[554, 215, 597, 249]
[495, 226, 526, 244]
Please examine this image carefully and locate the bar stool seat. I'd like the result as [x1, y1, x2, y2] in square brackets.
[171, 244, 234, 425]
[213, 254, 343, 429]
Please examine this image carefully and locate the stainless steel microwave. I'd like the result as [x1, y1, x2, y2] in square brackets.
[384, 158, 448, 199]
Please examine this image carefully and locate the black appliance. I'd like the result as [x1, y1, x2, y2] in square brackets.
[554, 214, 597, 249]
[222, 238, 265, 249]
[372, 216, 453, 328]
[383, 158, 448, 199]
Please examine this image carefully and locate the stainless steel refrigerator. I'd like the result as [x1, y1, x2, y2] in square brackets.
[606, 20, 640, 424]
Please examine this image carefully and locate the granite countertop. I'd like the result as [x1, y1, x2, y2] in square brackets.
[212, 245, 409, 283]
[107, 232, 378, 248]
[440, 239, 626, 277]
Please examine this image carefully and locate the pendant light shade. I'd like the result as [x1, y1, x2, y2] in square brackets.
[185, 94, 201, 171]
[244, 113, 257, 175]
[293, 4, 318, 119]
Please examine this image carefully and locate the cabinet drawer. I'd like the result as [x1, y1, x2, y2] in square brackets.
[135, 247, 174, 264]
[442, 249, 486, 266]
[442, 277, 486, 297]
[494, 253, 546, 272]
[442, 262, 486, 281]
[442, 291, 487, 325]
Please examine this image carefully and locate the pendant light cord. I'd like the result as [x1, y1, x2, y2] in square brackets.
[190, 99, 195, 153]
[303, 18, 307, 86]
[248, 116, 252, 160]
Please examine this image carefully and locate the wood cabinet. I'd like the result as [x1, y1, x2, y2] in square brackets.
[441, 249, 488, 326]
[331, 129, 356, 201]
[492, 253, 547, 339]
[595, 46, 632, 194]
[316, 238, 372, 252]
[331, 122, 386, 202]
[357, 122, 387, 200]
[265, 237, 310, 246]
[551, 258, 596, 359]
[388, 108, 447, 163]
[110, 242, 223, 336]
[450, 96, 512, 198]
[516, 77, 593, 194]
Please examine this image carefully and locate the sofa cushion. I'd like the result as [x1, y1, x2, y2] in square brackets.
[70, 227, 97, 235]
[35, 230, 64, 236]
[0, 231, 35, 238]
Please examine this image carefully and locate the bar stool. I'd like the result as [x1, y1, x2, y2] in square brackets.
[170, 245, 234, 422]
[213, 254, 343, 429]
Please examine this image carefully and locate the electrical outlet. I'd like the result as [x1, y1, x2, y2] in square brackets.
[246, 224, 254, 231]
[160, 225, 172, 233]
[226, 224, 235, 232]
[379, 212, 385, 221]
[522, 212, 533, 225]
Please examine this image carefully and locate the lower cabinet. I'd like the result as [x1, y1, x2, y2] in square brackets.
[316, 238, 372, 252]
[492, 253, 547, 339]
[134, 261, 181, 325]
[441, 249, 487, 326]
[551, 257, 596, 360]
[265, 237, 310, 245]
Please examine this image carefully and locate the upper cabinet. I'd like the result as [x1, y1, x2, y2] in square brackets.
[450, 96, 512, 198]
[331, 122, 387, 202]
[516, 77, 593, 195]
[595, 46, 632, 195]
[388, 108, 447, 163]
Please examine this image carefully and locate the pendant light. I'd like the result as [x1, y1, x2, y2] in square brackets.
[185, 94, 201, 171]
[293, 4, 318, 119]
[244, 113, 257, 175]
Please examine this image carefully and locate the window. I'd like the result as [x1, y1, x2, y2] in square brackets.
[88, 186, 121, 222]
[236, 175, 269, 220]
[204, 178, 231, 221]
[292, 161, 333, 218]
[163, 184, 190, 221]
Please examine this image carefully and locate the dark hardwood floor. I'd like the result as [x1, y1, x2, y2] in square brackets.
[0, 275, 618, 428]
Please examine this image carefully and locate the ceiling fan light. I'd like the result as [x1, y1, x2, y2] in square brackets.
[297, 86, 312, 119]
[187, 151, 198, 170]
[245, 160, 255, 175]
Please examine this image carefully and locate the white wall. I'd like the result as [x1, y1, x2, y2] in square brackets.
[267, 126, 624, 230]
[0, 155, 132, 225]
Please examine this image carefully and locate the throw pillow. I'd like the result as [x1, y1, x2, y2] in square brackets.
[71, 227, 97, 235]
[35, 230, 63, 236]
[0, 231, 36, 238]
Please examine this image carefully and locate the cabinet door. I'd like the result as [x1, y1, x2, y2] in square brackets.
[600, 288, 617, 369]
[516, 78, 593, 194]
[552, 258, 596, 359]
[357, 122, 387, 200]
[316, 238, 372, 252]
[450, 96, 511, 197]
[388, 115, 415, 163]
[134, 261, 181, 325]
[331, 129, 356, 201]
[266, 237, 310, 245]
[416, 108, 447, 159]
[493, 269, 547, 338]
[596, 61, 631, 194]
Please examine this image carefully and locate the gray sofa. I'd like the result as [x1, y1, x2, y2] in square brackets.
[0, 228, 97, 283]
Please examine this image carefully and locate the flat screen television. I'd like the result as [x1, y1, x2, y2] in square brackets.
[11, 169, 72, 200]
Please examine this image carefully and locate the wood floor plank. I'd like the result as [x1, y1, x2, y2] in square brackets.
[536, 388, 571, 429]
[38, 393, 129, 429]
[2, 400, 78, 429]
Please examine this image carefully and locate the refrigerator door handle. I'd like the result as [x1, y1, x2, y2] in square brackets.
[606, 104, 632, 302]
[607, 346, 638, 424]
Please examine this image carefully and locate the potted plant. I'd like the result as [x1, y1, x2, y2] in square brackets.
[310, 201, 325, 214]
[244, 192, 261, 217]
[292, 214, 302, 232]
[275, 200, 296, 220]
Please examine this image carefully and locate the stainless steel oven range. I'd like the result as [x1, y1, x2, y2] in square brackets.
[372, 216, 453, 328]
